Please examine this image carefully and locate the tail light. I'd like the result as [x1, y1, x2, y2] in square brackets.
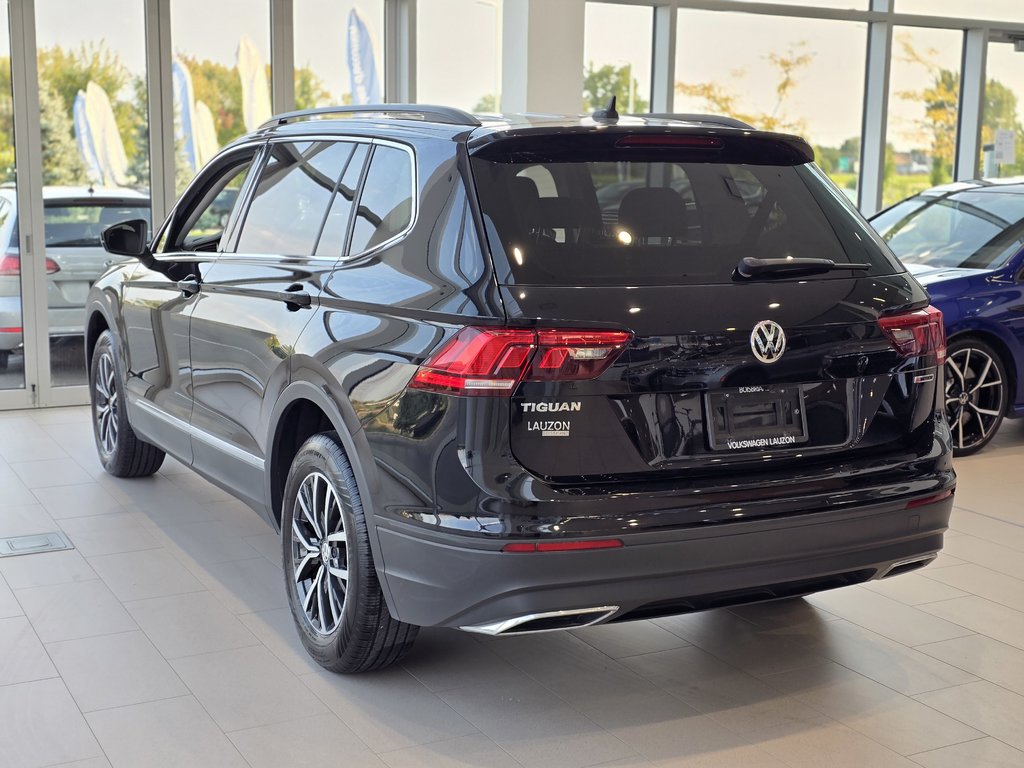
[0, 252, 61, 275]
[878, 306, 946, 364]
[409, 326, 633, 396]
[0, 251, 17, 276]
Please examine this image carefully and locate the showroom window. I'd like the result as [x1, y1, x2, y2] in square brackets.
[883, 26, 963, 208]
[674, 9, 866, 201]
[35, 0, 150, 388]
[898, 0, 1024, 23]
[294, 0, 384, 109]
[417, 0, 502, 112]
[980, 41, 1024, 179]
[583, 2, 653, 114]
[236, 141, 357, 256]
[170, 0, 272, 195]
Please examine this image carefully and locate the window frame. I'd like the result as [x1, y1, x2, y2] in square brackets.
[339, 137, 418, 263]
[154, 141, 266, 257]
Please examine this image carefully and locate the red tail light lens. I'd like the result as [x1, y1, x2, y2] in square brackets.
[905, 489, 952, 509]
[409, 326, 633, 396]
[0, 253, 61, 275]
[0, 251, 18, 276]
[878, 306, 946, 364]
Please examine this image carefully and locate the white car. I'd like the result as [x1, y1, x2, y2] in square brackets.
[0, 186, 150, 371]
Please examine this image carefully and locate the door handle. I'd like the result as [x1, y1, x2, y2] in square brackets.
[176, 278, 200, 297]
[278, 284, 312, 310]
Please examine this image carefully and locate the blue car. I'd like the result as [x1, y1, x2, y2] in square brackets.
[871, 179, 1024, 455]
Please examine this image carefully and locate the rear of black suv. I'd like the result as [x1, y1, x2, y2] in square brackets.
[369, 120, 955, 636]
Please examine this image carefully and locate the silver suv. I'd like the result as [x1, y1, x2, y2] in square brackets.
[0, 186, 150, 371]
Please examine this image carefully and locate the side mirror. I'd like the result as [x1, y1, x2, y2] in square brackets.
[101, 218, 150, 258]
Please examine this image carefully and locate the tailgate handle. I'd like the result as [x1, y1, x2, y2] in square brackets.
[176, 277, 200, 297]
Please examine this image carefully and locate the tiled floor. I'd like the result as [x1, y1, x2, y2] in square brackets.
[1, 405, 1023, 768]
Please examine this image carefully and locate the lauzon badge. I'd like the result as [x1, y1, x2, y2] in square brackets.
[750, 320, 786, 364]
[523, 401, 580, 436]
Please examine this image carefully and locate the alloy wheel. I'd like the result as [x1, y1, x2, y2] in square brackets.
[93, 350, 119, 455]
[944, 346, 1004, 452]
[290, 471, 349, 635]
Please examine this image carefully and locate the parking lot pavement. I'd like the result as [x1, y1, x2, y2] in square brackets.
[0, 339, 88, 391]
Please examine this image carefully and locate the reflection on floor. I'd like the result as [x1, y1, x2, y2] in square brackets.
[0, 405, 1022, 767]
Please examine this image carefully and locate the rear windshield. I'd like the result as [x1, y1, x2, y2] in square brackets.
[471, 155, 899, 286]
[43, 202, 151, 248]
[872, 190, 1024, 271]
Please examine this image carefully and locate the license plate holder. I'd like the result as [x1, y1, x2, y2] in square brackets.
[705, 385, 809, 451]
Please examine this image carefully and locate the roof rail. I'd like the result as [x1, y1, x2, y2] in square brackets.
[259, 104, 482, 130]
[640, 113, 754, 130]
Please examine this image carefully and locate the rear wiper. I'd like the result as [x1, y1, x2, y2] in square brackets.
[47, 238, 99, 247]
[735, 256, 871, 279]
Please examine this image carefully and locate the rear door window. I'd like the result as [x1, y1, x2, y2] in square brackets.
[313, 143, 370, 258]
[234, 141, 355, 256]
[347, 144, 415, 256]
[471, 150, 899, 286]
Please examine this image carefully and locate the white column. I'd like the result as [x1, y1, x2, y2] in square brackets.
[384, 0, 416, 103]
[955, 28, 988, 181]
[145, 0, 175, 226]
[501, 0, 586, 114]
[271, 0, 295, 114]
[858, 0, 893, 215]
[650, 4, 677, 114]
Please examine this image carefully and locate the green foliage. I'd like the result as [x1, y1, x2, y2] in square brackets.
[473, 93, 498, 113]
[583, 63, 648, 114]
[981, 78, 1024, 176]
[38, 79, 88, 185]
[37, 43, 143, 181]
[178, 54, 244, 148]
[295, 65, 333, 110]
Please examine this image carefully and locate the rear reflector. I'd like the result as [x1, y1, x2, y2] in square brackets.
[502, 539, 624, 553]
[410, 326, 632, 396]
[905, 489, 952, 509]
[878, 305, 946, 364]
[0, 327, 21, 333]
[616, 135, 724, 149]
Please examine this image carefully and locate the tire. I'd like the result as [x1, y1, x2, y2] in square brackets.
[0, 350, 8, 372]
[282, 432, 418, 673]
[90, 330, 165, 477]
[944, 337, 1007, 456]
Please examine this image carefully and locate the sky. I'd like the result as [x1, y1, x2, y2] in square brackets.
[27, 0, 1024, 152]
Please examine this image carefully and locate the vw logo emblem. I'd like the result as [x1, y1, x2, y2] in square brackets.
[750, 320, 786, 364]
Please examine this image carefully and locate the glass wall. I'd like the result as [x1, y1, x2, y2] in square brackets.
[883, 27, 963, 207]
[583, 2, 653, 114]
[35, 0, 150, 388]
[675, 10, 866, 201]
[294, 0, 384, 109]
[0, 0, 20, 391]
[417, 0, 502, 112]
[980, 42, 1024, 179]
[898, 1, 1024, 23]
[171, 0, 271, 194]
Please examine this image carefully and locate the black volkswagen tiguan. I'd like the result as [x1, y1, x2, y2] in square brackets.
[88, 105, 955, 673]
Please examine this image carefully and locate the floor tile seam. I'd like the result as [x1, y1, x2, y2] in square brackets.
[223, 708, 380, 757]
[952, 504, 1024, 532]
[905, 734, 1006, 762]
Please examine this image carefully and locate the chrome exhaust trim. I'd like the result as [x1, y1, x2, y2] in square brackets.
[459, 605, 619, 636]
[878, 554, 937, 579]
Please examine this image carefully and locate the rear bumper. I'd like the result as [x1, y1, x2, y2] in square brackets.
[374, 492, 953, 630]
